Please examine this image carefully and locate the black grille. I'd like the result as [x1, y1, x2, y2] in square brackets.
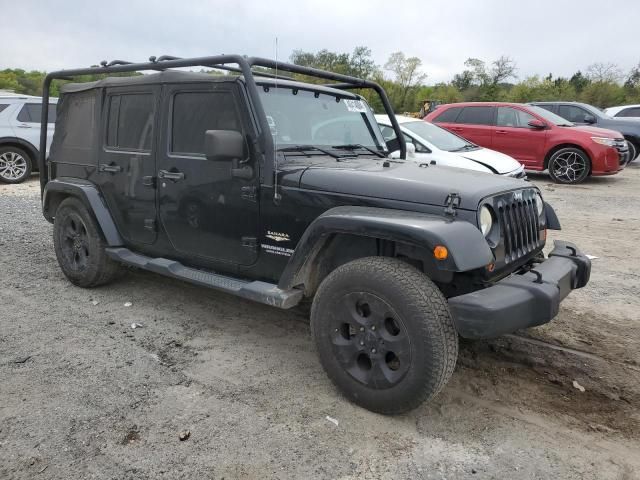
[494, 190, 544, 264]
[613, 138, 628, 165]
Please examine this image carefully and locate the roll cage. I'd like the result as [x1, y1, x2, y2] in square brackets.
[38, 54, 406, 196]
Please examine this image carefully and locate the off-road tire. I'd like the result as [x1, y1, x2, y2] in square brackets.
[548, 147, 591, 184]
[310, 256, 458, 414]
[0, 146, 32, 184]
[53, 197, 123, 287]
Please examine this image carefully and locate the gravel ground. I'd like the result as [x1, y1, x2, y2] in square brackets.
[1, 167, 639, 480]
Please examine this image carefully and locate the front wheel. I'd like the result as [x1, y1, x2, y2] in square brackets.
[626, 140, 638, 163]
[0, 146, 32, 184]
[310, 257, 458, 414]
[548, 147, 590, 184]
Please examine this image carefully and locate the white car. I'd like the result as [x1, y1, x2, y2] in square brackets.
[603, 104, 640, 119]
[376, 114, 526, 178]
[0, 92, 57, 183]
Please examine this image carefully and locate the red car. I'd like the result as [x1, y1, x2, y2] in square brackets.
[426, 102, 627, 184]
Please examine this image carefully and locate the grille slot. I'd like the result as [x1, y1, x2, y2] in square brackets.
[496, 193, 542, 264]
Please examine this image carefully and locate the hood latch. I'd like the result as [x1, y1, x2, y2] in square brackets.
[444, 193, 461, 218]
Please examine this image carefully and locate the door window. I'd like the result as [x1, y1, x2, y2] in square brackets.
[456, 106, 494, 125]
[16, 103, 57, 123]
[433, 106, 462, 123]
[617, 107, 640, 117]
[106, 94, 154, 151]
[558, 105, 590, 123]
[171, 91, 241, 156]
[496, 107, 536, 128]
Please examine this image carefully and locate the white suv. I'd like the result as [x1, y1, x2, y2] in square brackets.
[0, 93, 57, 183]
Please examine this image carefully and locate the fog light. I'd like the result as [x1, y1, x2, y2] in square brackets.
[433, 245, 448, 260]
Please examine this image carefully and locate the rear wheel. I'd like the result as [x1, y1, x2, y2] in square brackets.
[53, 197, 124, 287]
[310, 257, 458, 414]
[626, 140, 638, 163]
[0, 146, 32, 184]
[548, 147, 590, 184]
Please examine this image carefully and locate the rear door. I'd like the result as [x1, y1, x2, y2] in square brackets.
[98, 87, 159, 245]
[444, 106, 495, 147]
[492, 106, 547, 167]
[157, 82, 259, 266]
[557, 104, 593, 125]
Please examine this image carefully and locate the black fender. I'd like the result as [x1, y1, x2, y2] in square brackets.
[544, 202, 561, 230]
[42, 178, 123, 246]
[0, 137, 39, 169]
[278, 206, 494, 290]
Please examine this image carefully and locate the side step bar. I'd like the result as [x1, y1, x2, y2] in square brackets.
[105, 247, 303, 309]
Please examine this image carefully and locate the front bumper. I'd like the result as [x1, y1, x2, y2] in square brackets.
[448, 241, 591, 339]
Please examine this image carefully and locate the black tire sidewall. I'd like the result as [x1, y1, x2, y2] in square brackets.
[548, 147, 590, 184]
[0, 146, 32, 184]
[311, 257, 456, 414]
[53, 197, 110, 287]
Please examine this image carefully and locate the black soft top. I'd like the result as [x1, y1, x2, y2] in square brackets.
[60, 71, 360, 99]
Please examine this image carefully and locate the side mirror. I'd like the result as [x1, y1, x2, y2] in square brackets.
[583, 114, 596, 124]
[389, 143, 416, 160]
[527, 119, 546, 129]
[204, 130, 244, 161]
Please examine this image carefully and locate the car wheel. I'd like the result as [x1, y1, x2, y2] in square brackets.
[53, 197, 124, 288]
[0, 146, 32, 184]
[626, 140, 638, 163]
[310, 256, 458, 414]
[548, 147, 591, 184]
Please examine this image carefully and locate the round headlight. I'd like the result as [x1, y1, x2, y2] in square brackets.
[480, 206, 493, 236]
[535, 192, 544, 216]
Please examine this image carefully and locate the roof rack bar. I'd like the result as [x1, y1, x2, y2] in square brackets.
[38, 54, 404, 195]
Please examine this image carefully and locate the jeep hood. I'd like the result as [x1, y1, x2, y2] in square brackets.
[295, 157, 529, 210]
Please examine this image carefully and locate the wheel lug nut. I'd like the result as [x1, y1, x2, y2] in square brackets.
[359, 327, 364, 332]
[360, 341, 364, 346]
[371, 348, 377, 354]
[371, 325, 376, 331]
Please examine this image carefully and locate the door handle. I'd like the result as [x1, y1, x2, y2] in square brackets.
[158, 169, 185, 181]
[16, 124, 32, 129]
[495, 130, 508, 134]
[99, 164, 122, 173]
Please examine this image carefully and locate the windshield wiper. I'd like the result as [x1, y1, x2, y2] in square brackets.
[278, 145, 353, 160]
[450, 144, 477, 152]
[331, 144, 386, 158]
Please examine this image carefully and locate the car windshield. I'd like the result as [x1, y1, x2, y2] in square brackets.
[403, 120, 474, 152]
[258, 85, 387, 153]
[528, 105, 575, 126]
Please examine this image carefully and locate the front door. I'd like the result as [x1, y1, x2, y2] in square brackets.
[493, 106, 547, 167]
[157, 82, 259, 266]
[99, 86, 159, 245]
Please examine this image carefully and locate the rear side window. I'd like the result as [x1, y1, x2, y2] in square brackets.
[16, 103, 57, 123]
[106, 94, 154, 151]
[457, 106, 494, 125]
[433, 106, 462, 123]
[49, 91, 97, 165]
[536, 104, 556, 114]
[617, 107, 640, 117]
[0, 104, 9, 113]
[171, 91, 241, 155]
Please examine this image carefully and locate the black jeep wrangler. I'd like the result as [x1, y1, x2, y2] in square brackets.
[37, 55, 591, 414]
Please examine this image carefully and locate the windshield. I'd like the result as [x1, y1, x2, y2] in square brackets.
[528, 105, 575, 126]
[403, 121, 473, 152]
[258, 86, 387, 152]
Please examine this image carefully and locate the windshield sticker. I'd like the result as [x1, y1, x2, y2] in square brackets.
[266, 115, 278, 136]
[344, 99, 367, 113]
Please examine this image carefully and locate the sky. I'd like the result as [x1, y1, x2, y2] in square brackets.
[1, 0, 639, 83]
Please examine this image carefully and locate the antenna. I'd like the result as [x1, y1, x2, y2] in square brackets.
[273, 37, 282, 204]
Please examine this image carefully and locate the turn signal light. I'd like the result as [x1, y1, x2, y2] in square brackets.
[486, 263, 495, 272]
[433, 245, 448, 260]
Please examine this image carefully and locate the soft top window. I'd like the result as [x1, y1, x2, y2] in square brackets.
[106, 94, 154, 151]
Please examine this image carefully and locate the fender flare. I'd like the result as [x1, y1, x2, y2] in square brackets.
[544, 202, 561, 230]
[278, 206, 494, 290]
[0, 137, 39, 163]
[42, 177, 123, 246]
